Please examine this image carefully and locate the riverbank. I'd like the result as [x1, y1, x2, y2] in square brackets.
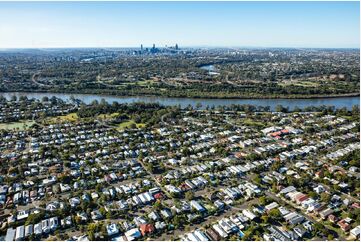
[1, 89, 359, 100]
[0, 91, 359, 111]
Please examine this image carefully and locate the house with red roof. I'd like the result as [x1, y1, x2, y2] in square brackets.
[153, 192, 164, 200]
[338, 219, 351, 232]
[139, 224, 155, 236]
[351, 203, 360, 209]
[295, 194, 309, 205]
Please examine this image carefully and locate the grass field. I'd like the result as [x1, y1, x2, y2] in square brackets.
[97, 112, 120, 119]
[0, 120, 35, 130]
[47, 113, 79, 123]
[117, 120, 146, 130]
[136, 79, 156, 86]
[243, 118, 265, 127]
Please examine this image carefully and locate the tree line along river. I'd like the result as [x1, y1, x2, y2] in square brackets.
[0, 92, 359, 111]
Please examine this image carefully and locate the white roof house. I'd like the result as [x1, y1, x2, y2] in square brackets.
[107, 223, 119, 237]
[350, 226, 360, 238]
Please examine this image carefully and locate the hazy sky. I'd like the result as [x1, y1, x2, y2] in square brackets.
[0, 1, 359, 48]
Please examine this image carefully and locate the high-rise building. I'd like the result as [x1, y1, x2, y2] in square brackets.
[175, 44, 179, 50]
[141, 44, 143, 51]
[152, 44, 155, 49]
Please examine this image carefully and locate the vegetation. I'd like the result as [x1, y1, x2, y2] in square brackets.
[0, 48, 359, 99]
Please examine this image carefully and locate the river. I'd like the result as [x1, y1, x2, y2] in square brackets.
[0, 92, 359, 111]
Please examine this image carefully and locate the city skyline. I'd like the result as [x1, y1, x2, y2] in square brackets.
[0, 1, 360, 49]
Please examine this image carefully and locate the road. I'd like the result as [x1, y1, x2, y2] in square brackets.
[137, 158, 174, 201]
[160, 113, 168, 126]
[31, 73, 50, 87]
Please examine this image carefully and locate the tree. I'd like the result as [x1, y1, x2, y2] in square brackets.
[320, 193, 331, 203]
[153, 200, 163, 210]
[185, 191, 194, 201]
[254, 175, 262, 186]
[261, 214, 270, 224]
[268, 208, 281, 220]
[172, 215, 184, 229]
[313, 222, 327, 237]
[308, 191, 318, 199]
[75, 216, 83, 225]
[259, 196, 267, 206]
[138, 151, 144, 161]
[327, 234, 334, 240]
[25, 212, 45, 225]
[271, 160, 282, 172]
[146, 163, 154, 173]
[95, 184, 102, 193]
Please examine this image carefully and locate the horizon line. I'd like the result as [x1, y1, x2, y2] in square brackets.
[0, 45, 359, 50]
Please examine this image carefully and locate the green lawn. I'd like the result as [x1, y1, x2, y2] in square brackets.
[48, 113, 79, 123]
[117, 120, 146, 130]
[243, 118, 265, 127]
[97, 112, 120, 119]
[136, 79, 156, 86]
[0, 120, 35, 130]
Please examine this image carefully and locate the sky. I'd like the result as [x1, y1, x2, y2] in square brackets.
[0, 1, 359, 48]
